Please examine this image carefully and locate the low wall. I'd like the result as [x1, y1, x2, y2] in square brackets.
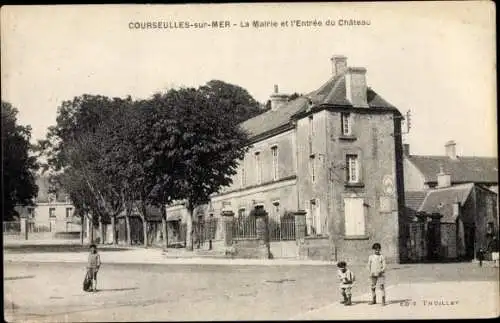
[231, 239, 271, 259]
[298, 237, 334, 261]
[270, 241, 299, 259]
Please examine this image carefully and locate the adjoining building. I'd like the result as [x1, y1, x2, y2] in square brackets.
[167, 55, 407, 263]
[403, 142, 498, 262]
[13, 174, 81, 239]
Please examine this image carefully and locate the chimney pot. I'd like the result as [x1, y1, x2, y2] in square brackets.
[345, 67, 369, 108]
[437, 164, 451, 188]
[445, 140, 457, 159]
[331, 55, 347, 76]
[270, 85, 288, 111]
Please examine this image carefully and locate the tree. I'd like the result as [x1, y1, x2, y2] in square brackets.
[151, 87, 249, 250]
[37, 95, 131, 244]
[200, 80, 263, 124]
[1, 101, 39, 220]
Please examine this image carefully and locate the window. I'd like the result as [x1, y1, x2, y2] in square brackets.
[27, 208, 35, 219]
[238, 208, 246, 218]
[308, 116, 314, 154]
[272, 201, 280, 220]
[306, 199, 322, 235]
[241, 158, 246, 187]
[65, 207, 73, 218]
[344, 197, 366, 236]
[255, 152, 262, 184]
[309, 156, 316, 183]
[308, 115, 314, 137]
[341, 113, 351, 135]
[271, 146, 279, 181]
[49, 208, 56, 218]
[346, 154, 359, 183]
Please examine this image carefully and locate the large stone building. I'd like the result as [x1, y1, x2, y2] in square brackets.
[403, 141, 498, 262]
[15, 174, 80, 236]
[167, 55, 406, 263]
[403, 140, 498, 192]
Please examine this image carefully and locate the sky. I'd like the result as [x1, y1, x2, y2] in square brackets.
[1, 2, 497, 157]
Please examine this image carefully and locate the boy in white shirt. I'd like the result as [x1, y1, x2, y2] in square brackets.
[337, 261, 355, 306]
[367, 243, 386, 306]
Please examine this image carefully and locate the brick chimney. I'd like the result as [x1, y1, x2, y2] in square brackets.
[445, 140, 457, 159]
[345, 67, 369, 108]
[270, 84, 288, 111]
[403, 143, 410, 156]
[331, 55, 347, 76]
[437, 164, 451, 188]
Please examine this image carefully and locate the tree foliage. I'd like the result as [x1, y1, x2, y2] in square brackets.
[201, 80, 263, 124]
[1, 101, 39, 220]
[39, 79, 253, 249]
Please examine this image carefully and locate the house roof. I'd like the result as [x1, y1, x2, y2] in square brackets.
[405, 191, 427, 211]
[407, 155, 498, 184]
[418, 183, 475, 223]
[241, 69, 398, 139]
[35, 175, 70, 203]
[241, 97, 309, 138]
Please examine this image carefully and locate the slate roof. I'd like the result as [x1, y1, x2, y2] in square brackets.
[241, 97, 309, 138]
[407, 155, 498, 184]
[418, 183, 475, 223]
[34, 175, 70, 203]
[241, 69, 398, 139]
[405, 191, 427, 211]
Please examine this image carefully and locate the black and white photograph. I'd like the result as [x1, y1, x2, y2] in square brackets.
[2, 2, 498, 321]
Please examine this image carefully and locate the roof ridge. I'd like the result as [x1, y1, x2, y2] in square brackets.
[417, 191, 431, 213]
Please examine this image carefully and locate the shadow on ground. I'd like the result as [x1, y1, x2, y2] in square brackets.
[3, 244, 130, 254]
[96, 287, 138, 292]
[350, 298, 412, 306]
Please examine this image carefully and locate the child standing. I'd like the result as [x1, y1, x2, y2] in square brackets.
[87, 244, 101, 292]
[367, 243, 386, 306]
[337, 261, 355, 306]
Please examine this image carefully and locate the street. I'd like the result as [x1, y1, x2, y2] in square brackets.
[4, 260, 499, 321]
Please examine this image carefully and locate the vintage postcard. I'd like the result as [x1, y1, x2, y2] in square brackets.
[2, 1, 498, 321]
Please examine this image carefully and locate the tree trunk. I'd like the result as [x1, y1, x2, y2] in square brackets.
[89, 215, 94, 244]
[142, 216, 148, 248]
[111, 215, 117, 245]
[125, 215, 131, 245]
[98, 215, 104, 244]
[186, 206, 194, 251]
[80, 215, 84, 245]
[161, 206, 168, 250]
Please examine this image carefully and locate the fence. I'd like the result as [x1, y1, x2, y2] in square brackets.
[3, 219, 82, 241]
[3, 222, 21, 235]
[269, 218, 296, 241]
[231, 216, 296, 241]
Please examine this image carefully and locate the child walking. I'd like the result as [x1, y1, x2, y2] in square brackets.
[367, 243, 386, 306]
[337, 261, 355, 306]
[87, 244, 101, 292]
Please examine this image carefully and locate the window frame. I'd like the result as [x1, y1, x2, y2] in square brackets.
[309, 155, 316, 183]
[49, 207, 56, 218]
[341, 112, 351, 136]
[240, 157, 246, 187]
[271, 145, 279, 181]
[346, 154, 359, 183]
[254, 151, 262, 185]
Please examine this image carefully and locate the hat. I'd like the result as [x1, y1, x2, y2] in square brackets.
[337, 261, 347, 268]
[89, 244, 97, 249]
[372, 243, 381, 250]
